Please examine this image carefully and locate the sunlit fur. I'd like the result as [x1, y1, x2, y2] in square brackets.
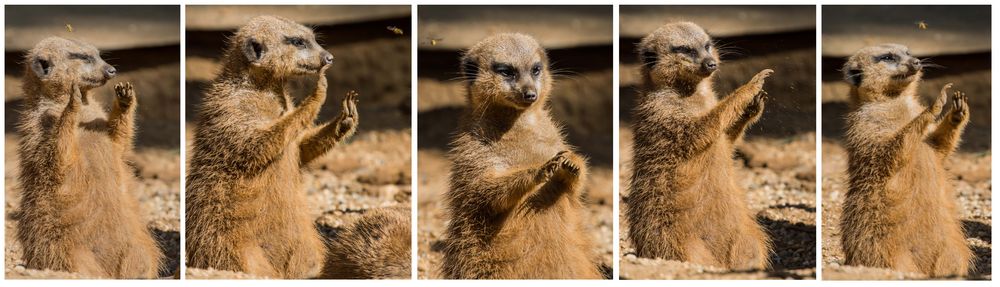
[840, 43, 971, 277]
[322, 207, 411, 279]
[440, 33, 602, 279]
[626, 22, 772, 270]
[185, 15, 358, 278]
[16, 36, 162, 278]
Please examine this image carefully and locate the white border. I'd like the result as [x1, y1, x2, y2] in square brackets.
[0, 1, 996, 286]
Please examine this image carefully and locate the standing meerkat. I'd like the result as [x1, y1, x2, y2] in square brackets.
[625, 22, 773, 270]
[185, 15, 359, 278]
[15, 37, 162, 278]
[440, 33, 602, 279]
[839, 44, 971, 277]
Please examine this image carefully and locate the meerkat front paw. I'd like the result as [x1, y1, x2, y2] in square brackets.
[748, 69, 774, 89]
[744, 90, 767, 118]
[553, 151, 585, 180]
[336, 90, 360, 138]
[949, 91, 969, 125]
[114, 82, 136, 109]
[536, 151, 569, 182]
[927, 84, 950, 116]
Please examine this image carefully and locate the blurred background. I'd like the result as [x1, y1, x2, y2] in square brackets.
[821, 6, 991, 280]
[184, 5, 412, 279]
[619, 5, 817, 280]
[415, 5, 614, 279]
[4, 5, 181, 279]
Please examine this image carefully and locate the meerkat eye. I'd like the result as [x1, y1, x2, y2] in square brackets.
[876, 54, 896, 62]
[284, 37, 307, 49]
[491, 63, 516, 79]
[68, 53, 94, 63]
[704, 43, 711, 51]
[530, 63, 542, 77]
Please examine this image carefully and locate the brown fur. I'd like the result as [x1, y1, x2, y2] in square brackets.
[185, 15, 358, 278]
[322, 207, 411, 279]
[839, 43, 972, 277]
[625, 22, 772, 270]
[15, 37, 162, 278]
[439, 33, 602, 279]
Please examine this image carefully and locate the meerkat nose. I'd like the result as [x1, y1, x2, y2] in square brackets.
[523, 91, 538, 102]
[322, 51, 334, 65]
[105, 66, 117, 77]
[703, 60, 718, 72]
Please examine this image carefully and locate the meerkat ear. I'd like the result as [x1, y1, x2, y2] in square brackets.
[461, 57, 478, 79]
[242, 37, 266, 63]
[29, 56, 52, 78]
[843, 62, 863, 86]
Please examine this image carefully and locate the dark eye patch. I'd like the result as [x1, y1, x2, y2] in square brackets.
[491, 63, 516, 79]
[284, 36, 307, 48]
[670, 45, 696, 56]
[68, 52, 94, 63]
[874, 53, 897, 63]
[530, 63, 542, 77]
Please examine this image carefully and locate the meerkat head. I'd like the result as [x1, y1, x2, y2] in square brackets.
[460, 33, 552, 110]
[842, 44, 923, 103]
[229, 15, 333, 78]
[637, 22, 718, 92]
[24, 36, 116, 96]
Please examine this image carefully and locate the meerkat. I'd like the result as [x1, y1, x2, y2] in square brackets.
[839, 43, 972, 277]
[185, 15, 359, 278]
[15, 37, 162, 278]
[624, 22, 773, 270]
[322, 207, 411, 279]
[439, 33, 602, 279]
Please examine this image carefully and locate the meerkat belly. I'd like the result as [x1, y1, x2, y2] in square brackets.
[885, 145, 953, 245]
[494, 207, 588, 275]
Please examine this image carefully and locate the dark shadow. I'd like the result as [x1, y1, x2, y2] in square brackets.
[599, 263, 613, 279]
[970, 245, 992, 279]
[821, 102, 850, 141]
[963, 220, 991, 244]
[416, 107, 463, 152]
[186, 17, 411, 59]
[430, 240, 447, 253]
[151, 229, 180, 278]
[620, 29, 817, 65]
[759, 217, 816, 272]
